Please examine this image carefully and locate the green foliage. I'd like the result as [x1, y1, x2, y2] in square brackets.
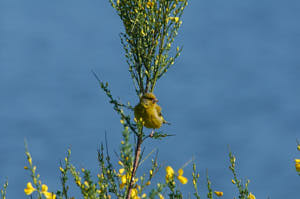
[24, 141, 43, 199]
[109, 0, 187, 95]
[206, 171, 214, 199]
[57, 149, 71, 199]
[228, 151, 252, 199]
[0, 180, 8, 199]
[191, 164, 200, 199]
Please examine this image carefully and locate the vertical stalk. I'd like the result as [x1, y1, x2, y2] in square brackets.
[126, 135, 143, 199]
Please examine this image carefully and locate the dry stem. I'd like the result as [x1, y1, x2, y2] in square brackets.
[126, 135, 143, 199]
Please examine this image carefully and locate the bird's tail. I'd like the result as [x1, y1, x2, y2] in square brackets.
[163, 120, 171, 125]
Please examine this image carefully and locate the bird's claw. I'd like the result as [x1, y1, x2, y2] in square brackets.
[149, 131, 154, 137]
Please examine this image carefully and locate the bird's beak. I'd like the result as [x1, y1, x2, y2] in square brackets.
[153, 98, 158, 103]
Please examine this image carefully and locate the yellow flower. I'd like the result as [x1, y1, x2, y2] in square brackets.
[166, 166, 188, 184]
[41, 184, 48, 192]
[165, 166, 174, 182]
[232, 156, 236, 163]
[166, 166, 174, 176]
[146, 1, 154, 8]
[142, 193, 147, 198]
[119, 168, 125, 174]
[295, 159, 300, 172]
[40, 184, 56, 199]
[120, 172, 135, 189]
[297, 145, 300, 151]
[24, 182, 36, 195]
[158, 193, 164, 199]
[118, 161, 124, 166]
[119, 183, 125, 189]
[28, 157, 32, 165]
[177, 168, 188, 184]
[214, 191, 224, 197]
[121, 175, 127, 184]
[231, 179, 236, 184]
[59, 167, 64, 172]
[131, 188, 140, 199]
[168, 17, 179, 23]
[145, 181, 151, 186]
[76, 180, 81, 186]
[141, 29, 146, 37]
[177, 175, 188, 184]
[166, 18, 170, 24]
[192, 179, 196, 185]
[43, 192, 56, 199]
[248, 192, 256, 199]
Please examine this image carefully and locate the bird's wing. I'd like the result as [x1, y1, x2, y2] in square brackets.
[134, 103, 143, 119]
[155, 104, 162, 116]
[155, 104, 170, 125]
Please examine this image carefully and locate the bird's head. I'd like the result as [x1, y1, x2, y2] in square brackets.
[140, 93, 158, 106]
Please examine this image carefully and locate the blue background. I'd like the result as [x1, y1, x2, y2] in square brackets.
[1, 0, 300, 198]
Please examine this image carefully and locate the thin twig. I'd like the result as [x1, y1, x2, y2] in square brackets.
[91, 70, 138, 135]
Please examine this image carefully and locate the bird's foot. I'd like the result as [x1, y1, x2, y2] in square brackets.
[149, 130, 154, 137]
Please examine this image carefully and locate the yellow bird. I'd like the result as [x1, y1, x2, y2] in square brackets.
[134, 93, 169, 129]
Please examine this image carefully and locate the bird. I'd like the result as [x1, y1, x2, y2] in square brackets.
[134, 93, 169, 132]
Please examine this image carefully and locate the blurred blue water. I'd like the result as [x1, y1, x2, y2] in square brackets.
[1, 0, 300, 198]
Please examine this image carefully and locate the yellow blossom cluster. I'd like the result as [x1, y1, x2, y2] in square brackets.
[146, 1, 154, 9]
[214, 191, 223, 197]
[24, 182, 56, 199]
[248, 192, 256, 199]
[295, 159, 300, 172]
[130, 188, 142, 199]
[118, 167, 144, 199]
[166, 17, 180, 24]
[212, 189, 256, 198]
[165, 166, 188, 184]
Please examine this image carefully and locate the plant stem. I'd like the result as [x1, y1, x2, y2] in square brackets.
[126, 135, 143, 199]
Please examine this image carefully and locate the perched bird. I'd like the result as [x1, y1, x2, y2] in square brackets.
[134, 93, 169, 130]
